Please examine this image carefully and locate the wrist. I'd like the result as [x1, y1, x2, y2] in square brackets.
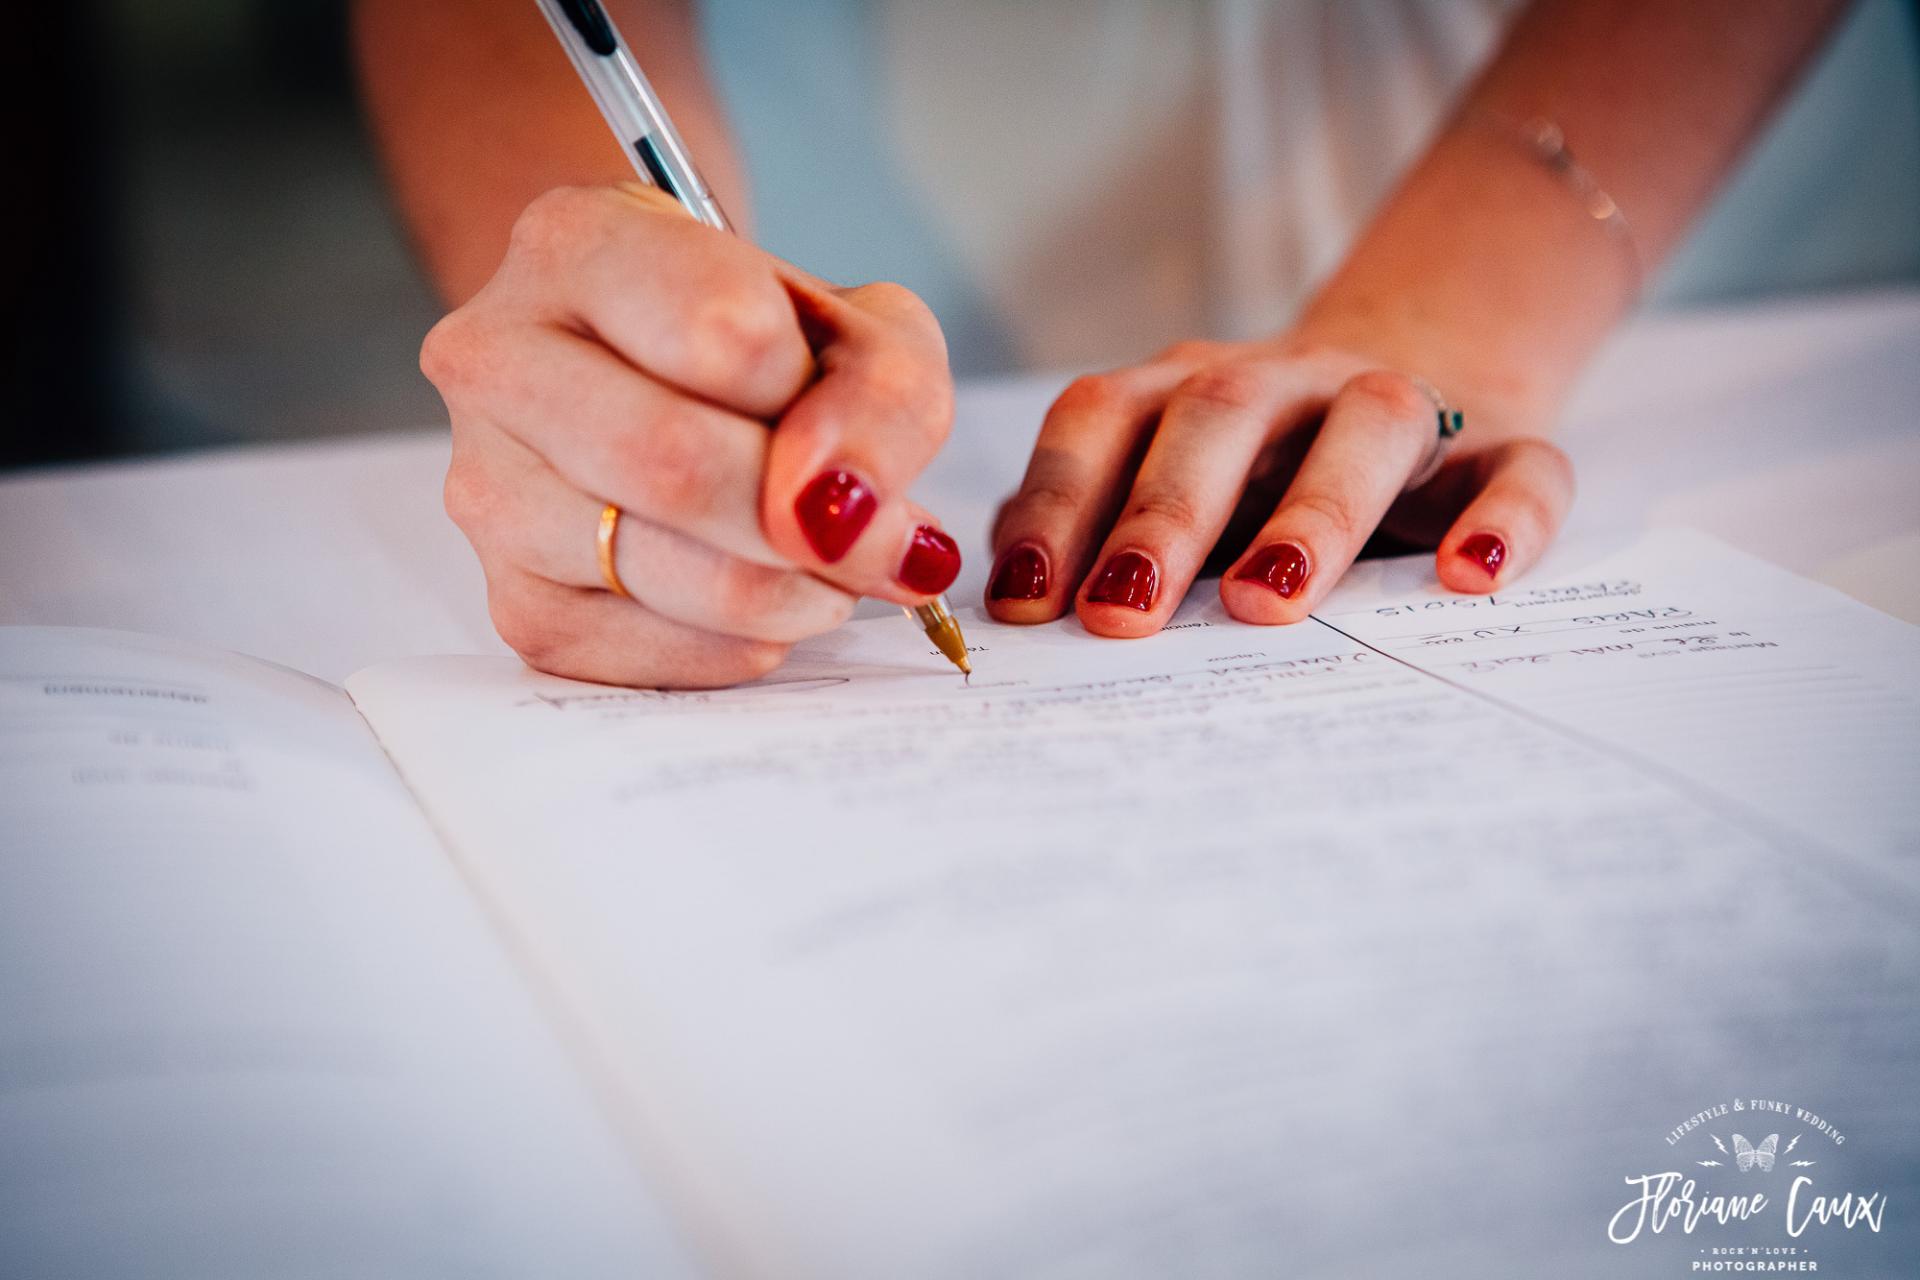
[1292, 120, 1638, 428]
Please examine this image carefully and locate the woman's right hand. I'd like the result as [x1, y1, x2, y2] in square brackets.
[421, 183, 960, 688]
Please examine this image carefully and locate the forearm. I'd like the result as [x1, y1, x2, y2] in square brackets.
[1300, 0, 1851, 422]
[352, 0, 746, 304]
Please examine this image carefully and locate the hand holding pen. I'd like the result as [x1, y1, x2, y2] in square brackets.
[417, 3, 967, 689]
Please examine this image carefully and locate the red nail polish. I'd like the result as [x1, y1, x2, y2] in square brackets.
[794, 469, 877, 563]
[897, 525, 962, 595]
[1087, 550, 1157, 611]
[988, 543, 1049, 601]
[1459, 532, 1507, 579]
[1235, 541, 1310, 599]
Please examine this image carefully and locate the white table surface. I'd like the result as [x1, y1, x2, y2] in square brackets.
[3, 287, 1918, 685]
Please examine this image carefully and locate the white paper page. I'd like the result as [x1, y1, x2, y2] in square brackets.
[0, 629, 699, 1278]
[349, 532, 1920, 1279]
[1324, 528, 1920, 891]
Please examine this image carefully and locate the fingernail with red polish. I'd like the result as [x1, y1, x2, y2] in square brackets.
[1087, 550, 1157, 611]
[1459, 532, 1507, 579]
[988, 543, 1049, 601]
[898, 525, 962, 595]
[1235, 541, 1310, 599]
[794, 469, 877, 563]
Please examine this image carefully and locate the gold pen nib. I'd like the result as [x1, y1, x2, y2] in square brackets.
[908, 597, 972, 679]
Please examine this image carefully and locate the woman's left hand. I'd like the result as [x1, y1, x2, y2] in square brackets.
[983, 333, 1575, 634]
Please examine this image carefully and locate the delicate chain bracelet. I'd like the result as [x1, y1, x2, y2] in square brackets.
[1469, 110, 1645, 298]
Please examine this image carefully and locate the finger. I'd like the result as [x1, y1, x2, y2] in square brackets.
[432, 323, 787, 567]
[491, 185, 814, 418]
[759, 280, 964, 603]
[1433, 438, 1575, 593]
[1072, 359, 1331, 638]
[484, 566, 791, 690]
[445, 438, 857, 645]
[983, 352, 1214, 624]
[1220, 371, 1439, 624]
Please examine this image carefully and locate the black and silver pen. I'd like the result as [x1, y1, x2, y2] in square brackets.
[532, 0, 972, 678]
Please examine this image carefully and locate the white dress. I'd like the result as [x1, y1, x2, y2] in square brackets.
[696, 0, 1920, 374]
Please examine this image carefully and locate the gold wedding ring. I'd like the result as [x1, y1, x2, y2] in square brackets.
[597, 503, 633, 599]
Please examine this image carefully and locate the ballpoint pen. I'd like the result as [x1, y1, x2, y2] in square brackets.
[532, 0, 973, 679]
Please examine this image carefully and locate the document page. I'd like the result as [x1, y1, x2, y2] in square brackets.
[1325, 529, 1920, 890]
[350, 531, 1919, 1278]
[0, 629, 697, 1278]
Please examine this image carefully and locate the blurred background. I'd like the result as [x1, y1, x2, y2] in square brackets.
[7, 0, 444, 469]
[5, 0, 1919, 472]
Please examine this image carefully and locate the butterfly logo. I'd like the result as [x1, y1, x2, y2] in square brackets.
[1733, 1133, 1779, 1173]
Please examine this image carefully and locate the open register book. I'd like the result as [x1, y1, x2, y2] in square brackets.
[5, 529, 1918, 1278]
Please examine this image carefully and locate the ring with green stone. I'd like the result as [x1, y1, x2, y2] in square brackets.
[1409, 374, 1465, 440]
